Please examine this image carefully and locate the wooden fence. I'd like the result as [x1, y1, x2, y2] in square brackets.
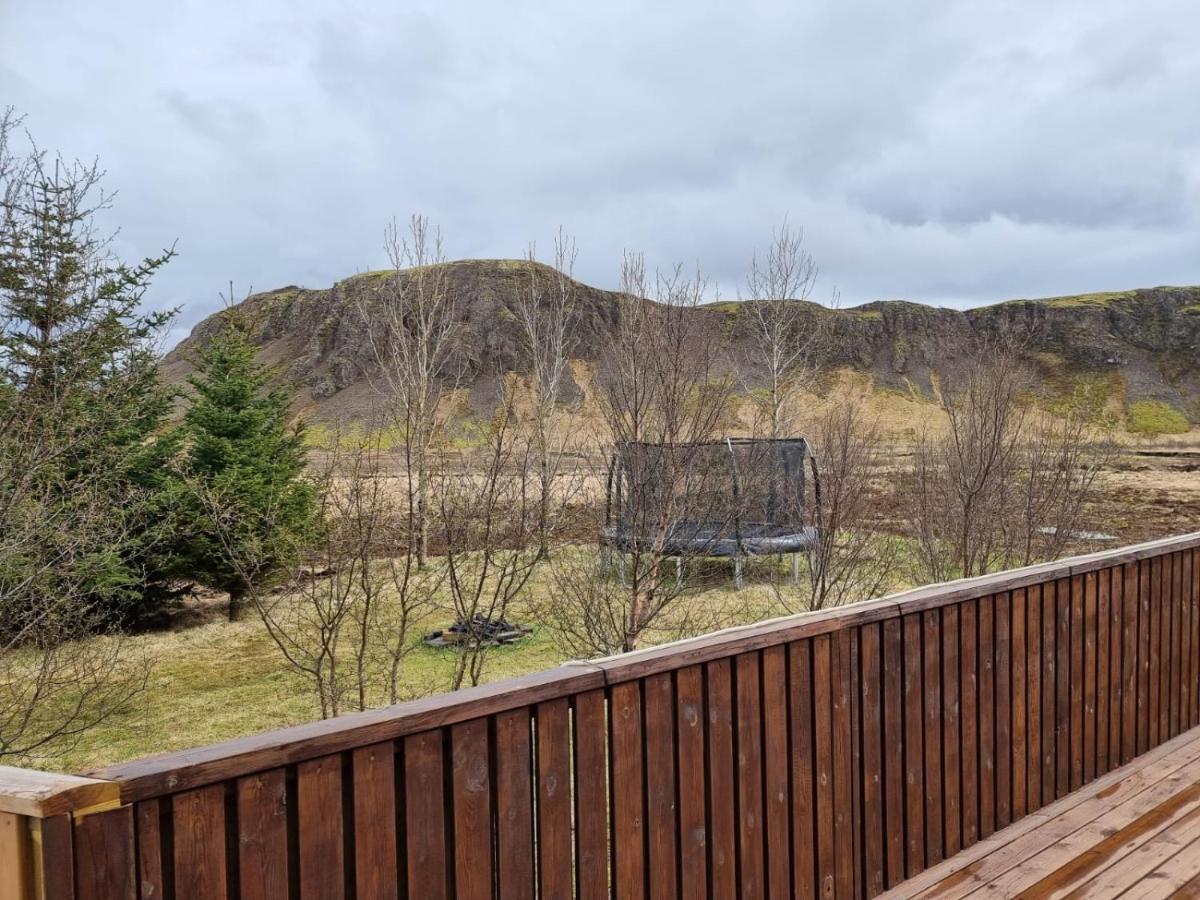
[3, 533, 1200, 899]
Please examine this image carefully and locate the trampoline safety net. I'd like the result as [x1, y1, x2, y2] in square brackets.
[601, 438, 819, 558]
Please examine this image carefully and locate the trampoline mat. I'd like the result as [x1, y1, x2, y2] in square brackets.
[601, 521, 819, 557]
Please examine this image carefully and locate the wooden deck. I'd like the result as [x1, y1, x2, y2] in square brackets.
[883, 725, 1200, 899]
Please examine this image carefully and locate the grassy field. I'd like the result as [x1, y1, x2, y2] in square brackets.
[39, 555, 797, 774]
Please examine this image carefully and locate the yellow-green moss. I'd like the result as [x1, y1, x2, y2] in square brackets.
[1127, 400, 1191, 436]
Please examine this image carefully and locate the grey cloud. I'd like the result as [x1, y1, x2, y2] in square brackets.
[0, 0, 1197, 341]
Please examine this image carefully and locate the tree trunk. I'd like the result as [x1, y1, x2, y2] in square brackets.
[228, 587, 248, 622]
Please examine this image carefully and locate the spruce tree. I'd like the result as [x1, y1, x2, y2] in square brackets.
[179, 319, 314, 621]
[0, 113, 181, 625]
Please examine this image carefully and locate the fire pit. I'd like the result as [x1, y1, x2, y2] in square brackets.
[424, 614, 533, 648]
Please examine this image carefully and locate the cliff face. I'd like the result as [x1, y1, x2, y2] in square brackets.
[161, 261, 1200, 423]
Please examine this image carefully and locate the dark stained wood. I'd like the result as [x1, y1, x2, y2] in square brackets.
[706, 658, 737, 900]
[172, 785, 227, 900]
[41, 813, 76, 900]
[298, 754, 344, 900]
[99, 664, 607, 804]
[1026, 585, 1042, 812]
[1139, 558, 1153, 755]
[1171, 552, 1184, 737]
[1149, 556, 1163, 749]
[1041, 581, 1058, 805]
[642, 674, 678, 900]
[813, 635, 837, 897]
[850, 627, 864, 900]
[881, 618, 905, 890]
[760, 645, 792, 898]
[75, 805, 137, 900]
[1069, 573, 1085, 792]
[572, 692, 609, 900]
[610, 679, 646, 900]
[534, 701, 571, 900]
[994, 592, 1012, 829]
[960, 599, 979, 850]
[134, 800, 163, 900]
[902, 614, 925, 876]
[452, 719, 494, 900]
[1055, 578, 1071, 799]
[940, 606, 962, 859]
[979, 594, 996, 838]
[351, 744, 398, 900]
[494, 708, 535, 900]
[1106, 567, 1124, 773]
[921, 611, 944, 865]
[790, 641, 818, 899]
[861, 623, 886, 896]
[1096, 570, 1111, 778]
[1010, 589, 1027, 821]
[675, 667, 708, 900]
[1191, 550, 1200, 729]
[1083, 571, 1098, 786]
[831, 629, 855, 896]
[237, 768, 290, 900]
[736, 651, 766, 900]
[1123, 562, 1140, 764]
[403, 730, 448, 900]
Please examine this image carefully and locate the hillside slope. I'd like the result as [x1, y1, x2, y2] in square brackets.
[161, 260, 1200, 426]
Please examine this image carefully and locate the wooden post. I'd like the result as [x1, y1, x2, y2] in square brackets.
[0, 766, 121, 900]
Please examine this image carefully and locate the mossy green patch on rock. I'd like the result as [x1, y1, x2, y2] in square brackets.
[1127, 400, 1191, 436]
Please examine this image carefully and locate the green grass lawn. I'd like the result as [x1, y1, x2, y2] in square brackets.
[36, 553, 806, 774]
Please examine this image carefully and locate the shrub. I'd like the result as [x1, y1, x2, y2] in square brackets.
[1127, 400, 1191, 436]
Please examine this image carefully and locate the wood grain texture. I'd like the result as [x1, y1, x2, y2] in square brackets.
[237, 769, 290, 900]
[643, 674, 678, 900]
[534, 701, 571, 900]
[297, 754, 344, 900]
[452, 719, 493, 900]
[610, 679, 646, 900]
[75, 805, 137, 900]
[172, 785, 227, 900]
[495, 708, 535, 900]
[403, 730, 448, 900]
[351, 744, 399, 900]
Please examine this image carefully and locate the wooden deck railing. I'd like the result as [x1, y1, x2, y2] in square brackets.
[3, 533, 1200, 899]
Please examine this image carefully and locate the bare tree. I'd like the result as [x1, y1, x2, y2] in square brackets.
[514, 229, 581, 556]
[436, 381, 540, 689]
[359, 215, 462, 568]
[792, 400, 898, 611]
[541, 254, 738, 656]
[744, 219, 824, 438]
[907, 335, 1113, 581]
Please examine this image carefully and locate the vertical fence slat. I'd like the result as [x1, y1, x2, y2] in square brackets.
[1026, 585, 1042, 812]
[453, 718, 494, 900]
[813, 635, 837, 897]
[761, 645, 792, 899]
[611, 679, 647, 900]
[922, 611, 944, 867]
[736, 652, 766, 900]
[1171, 552, 1184, 737]
[404, 730, 448, 900]
[676, 667, 708, 900]
[1123, 562, 1139, 764]
[75, 805, 137, 900]
[496, 708, 535, 900]
[902, 614, 925, 876]
[1069, 574, 1085, 792]
[173, 785, 227, 900]
[1096, 572, 1111, 779]
[1106, 567, 1124, 773]
[298, 754, 345, 900]
[1190, 550, 1200, 729]
[994, 593, 1012, 830]
[1041, 582, 1058, 803]
[707, 658, 737, 900]
[959, 599, 979, 851]
[237, 769, 290, 900]
[135, 799, 165, 900]
[791, 641, 818, 900]
[535, 700, 570, 900]
[833, 630, 856, 899]
[1083, 572, 1098, 786]
[643, 674, 679, 900]
[1055, 578, 1071, 799]
[978, 595, 996, 838]
[40, 814, 75, 900]
[352, 744, 398, 900]
[1011, 589, 1027, 821]
[882, 619, 905, 889]
[573, 692, 610, 900]
[941, 606, 962, 860]
[861, 623, 886, 898]
[1138, 559, 1152, 755]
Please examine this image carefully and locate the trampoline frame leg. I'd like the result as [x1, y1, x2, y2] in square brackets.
[792, 551, 800, 585]
[675, 556, 684, 589]
[733, 555, 743, 590]
[617, 551, 627, 587]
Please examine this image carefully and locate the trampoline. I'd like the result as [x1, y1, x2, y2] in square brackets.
[600, 437, 821, 585]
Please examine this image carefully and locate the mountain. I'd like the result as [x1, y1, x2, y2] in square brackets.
[161, 260, 1200, 428]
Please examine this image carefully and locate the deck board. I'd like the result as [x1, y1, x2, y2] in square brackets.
[882, 725, 1200, 899]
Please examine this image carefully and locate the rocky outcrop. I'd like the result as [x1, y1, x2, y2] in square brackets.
[161, 261, 1200, 423]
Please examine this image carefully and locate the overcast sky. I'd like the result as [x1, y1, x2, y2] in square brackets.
[3, 0, 1198, 346]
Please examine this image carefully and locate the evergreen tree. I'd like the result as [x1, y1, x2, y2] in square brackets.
[178, 319, 314, 621]
[0, 112, 181, 626]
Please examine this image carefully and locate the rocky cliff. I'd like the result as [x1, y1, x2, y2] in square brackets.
[161, 261, 1200, 425]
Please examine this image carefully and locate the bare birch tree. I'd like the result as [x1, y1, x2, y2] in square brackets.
[359, 215, 462, 568]
[514, 229, 581, 557]
[744, 219, 824, 438]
